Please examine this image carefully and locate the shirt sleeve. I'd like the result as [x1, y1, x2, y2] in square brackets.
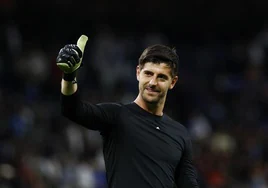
[174, 135, 199, 188]
[60, 91, 122, 131]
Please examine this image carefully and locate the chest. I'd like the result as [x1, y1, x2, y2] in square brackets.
[119, 114, 185, 165]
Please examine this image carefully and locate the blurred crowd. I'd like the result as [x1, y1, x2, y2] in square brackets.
[0, 2, 268, 187]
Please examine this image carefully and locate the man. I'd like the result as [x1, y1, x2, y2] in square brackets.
[56, 35, 199, 188]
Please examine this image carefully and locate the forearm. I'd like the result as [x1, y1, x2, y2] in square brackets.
[60, 86, 91, 127]
[61, 79, 78, 95]
[60, 88, 121, 131]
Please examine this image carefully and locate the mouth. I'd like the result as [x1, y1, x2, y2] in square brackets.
[145, 87, 160, 93]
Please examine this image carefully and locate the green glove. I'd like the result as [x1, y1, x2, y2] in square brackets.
[56, 35, 88, 74]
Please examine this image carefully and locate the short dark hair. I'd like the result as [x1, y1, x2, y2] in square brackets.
[138, 44, 179, 77]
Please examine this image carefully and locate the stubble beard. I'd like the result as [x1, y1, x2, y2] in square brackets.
[141, 88, 165, 104]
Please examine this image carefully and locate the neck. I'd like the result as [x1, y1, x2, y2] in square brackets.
[134, 94, 165, 116]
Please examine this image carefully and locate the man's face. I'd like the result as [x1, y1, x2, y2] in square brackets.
[136, 62, 178, 104]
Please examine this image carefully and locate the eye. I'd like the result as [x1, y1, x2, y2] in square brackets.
[158, 74, 168, 80]
[144, 71, 153, 76]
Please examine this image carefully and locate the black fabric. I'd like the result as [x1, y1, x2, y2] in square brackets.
[61, 91, 199, 188]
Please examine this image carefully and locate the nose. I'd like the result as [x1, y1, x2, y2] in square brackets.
[149, 77, 157, 86]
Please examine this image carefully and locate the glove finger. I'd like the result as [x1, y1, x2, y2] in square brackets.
[56, 48, 64, 62]
[56, 49, 66, 62]
[65, 44, 83, 58]
[64, 47, 80, 63]
[71, 49, 81, 62]
[57, 47, 78, 66]
[56, 54, 73, 68]
[69, 56, 77, 66]
[63, 54, 77, 67]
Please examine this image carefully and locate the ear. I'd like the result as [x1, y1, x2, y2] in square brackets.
[136, 65, 140, 81]
[169, 76, 178, 89]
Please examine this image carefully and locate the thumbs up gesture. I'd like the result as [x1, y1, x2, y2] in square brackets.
[56, 35, 88, 74]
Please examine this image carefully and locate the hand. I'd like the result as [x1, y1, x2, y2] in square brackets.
[56, 35, 88, 74]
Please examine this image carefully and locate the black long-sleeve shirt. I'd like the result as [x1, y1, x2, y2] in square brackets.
[61, 91, 199, 188]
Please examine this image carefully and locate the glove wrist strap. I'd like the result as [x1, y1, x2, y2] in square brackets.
[63, 71, 77, 83]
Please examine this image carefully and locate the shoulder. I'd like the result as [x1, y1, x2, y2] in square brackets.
[96, 102, 123, 107]
[95, 102, 135, 114]
[94, 102, 124, 115]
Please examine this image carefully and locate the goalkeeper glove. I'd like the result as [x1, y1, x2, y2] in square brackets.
[56, 35, 88, 81]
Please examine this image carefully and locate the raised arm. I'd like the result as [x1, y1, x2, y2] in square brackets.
[56, 35, 121, 131]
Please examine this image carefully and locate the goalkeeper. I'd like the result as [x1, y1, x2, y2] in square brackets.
[56, 35, 199, 188]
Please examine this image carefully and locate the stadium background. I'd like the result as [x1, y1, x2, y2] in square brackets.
[0, 0, 268, 187]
